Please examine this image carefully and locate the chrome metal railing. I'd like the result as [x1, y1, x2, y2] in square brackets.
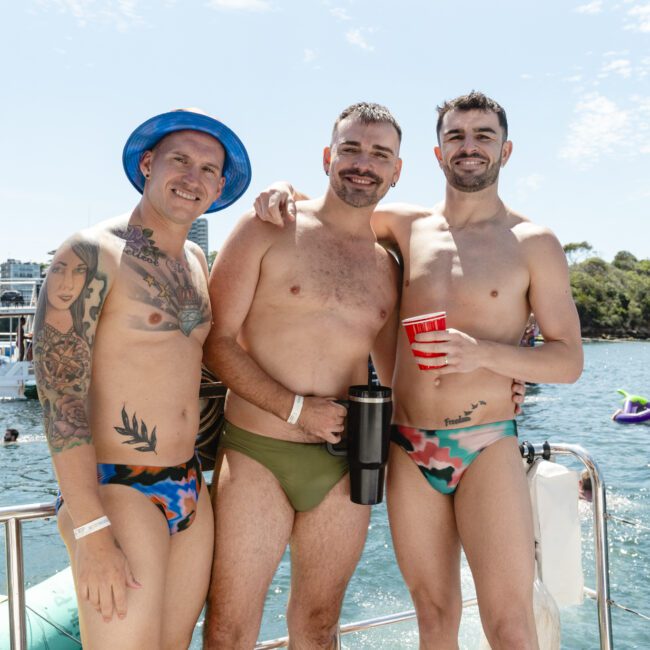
[1, 443, 614, 649]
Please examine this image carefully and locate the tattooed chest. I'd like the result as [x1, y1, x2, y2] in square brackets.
[122, 259, 210, 337]
[115, 227, 209, 337]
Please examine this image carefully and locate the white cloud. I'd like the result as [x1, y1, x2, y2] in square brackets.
[330, 7, 350, 20]
[206, 0, 272, 11]
[521, 73, 533, 80]
[35, 0, 142, 30]
[303, 48, 316, 63]
[516, 173, 545, 196]
[625, 2, 650, 31]
[559, 94, 629, 166]
[346, 28, 374, 51]
[575, 1, 603, 14]
[600, 58, 633, 78]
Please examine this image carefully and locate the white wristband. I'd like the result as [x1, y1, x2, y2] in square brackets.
[287, 394, 304, 425]
[73, 516, 111, 540]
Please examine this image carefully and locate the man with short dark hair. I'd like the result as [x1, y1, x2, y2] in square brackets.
[256, 91, 582, 649]
[33, 109, 251, 650]
[3, 428, 19, 443]
[202, 102, 402, 649]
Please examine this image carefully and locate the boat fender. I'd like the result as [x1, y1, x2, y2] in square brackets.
[527, 457, 584, 607]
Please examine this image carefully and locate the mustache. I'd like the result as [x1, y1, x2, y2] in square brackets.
[338, 169, 382, 183]
[451, 153, 489, 163]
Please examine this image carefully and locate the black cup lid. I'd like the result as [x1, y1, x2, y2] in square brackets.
[348, 385, 392, 399]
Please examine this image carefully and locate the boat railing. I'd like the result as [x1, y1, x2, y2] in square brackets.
[0, 442, 619, 649]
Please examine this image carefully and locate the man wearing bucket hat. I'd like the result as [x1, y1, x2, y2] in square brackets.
[33, 108, 251, 649]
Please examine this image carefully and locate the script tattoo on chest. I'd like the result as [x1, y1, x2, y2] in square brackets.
[117, 225, 163, 266]
[117, 227, 210, 337]
[444, 400, 487, 427]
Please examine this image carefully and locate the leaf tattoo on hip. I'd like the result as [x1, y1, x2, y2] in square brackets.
[114, 406, 158, 453]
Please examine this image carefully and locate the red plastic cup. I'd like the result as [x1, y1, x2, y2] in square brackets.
[402, 311, 447, 370]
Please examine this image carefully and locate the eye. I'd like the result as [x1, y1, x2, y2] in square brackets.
[203, 166, 216, 175]
[50, 265, 63, 274]
[174, 156, 186, 164]
[73, 265, 88, 276]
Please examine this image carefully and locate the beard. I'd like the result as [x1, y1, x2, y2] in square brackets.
[330, 169, 389, 208]
[441, 153, 502, 193]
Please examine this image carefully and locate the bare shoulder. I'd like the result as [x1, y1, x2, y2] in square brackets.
[185, 239, 209, 276]
[508, 209, 566, 261]
[374, 201, 432, 222]
[53, 225, 119, 278]
[371, 201, 433, 241]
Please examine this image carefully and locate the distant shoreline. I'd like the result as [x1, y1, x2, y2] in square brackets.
[582, 336, 649, 343]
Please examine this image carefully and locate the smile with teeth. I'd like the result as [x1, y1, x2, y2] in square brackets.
[173, 188, 199, 201]
[454, 158, 486, 169]
[343, 175, 377, 186]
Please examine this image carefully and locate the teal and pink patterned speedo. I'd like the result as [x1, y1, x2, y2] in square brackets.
[391, 420, 518, 494]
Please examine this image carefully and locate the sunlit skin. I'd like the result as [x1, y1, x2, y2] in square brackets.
[325, 118, 401, 208]
[435, 109, 512, 193]
[45, 249, 87, 331]
[139, 130, 226, 227]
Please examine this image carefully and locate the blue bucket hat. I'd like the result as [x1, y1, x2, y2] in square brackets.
[122, 109, 252, 213]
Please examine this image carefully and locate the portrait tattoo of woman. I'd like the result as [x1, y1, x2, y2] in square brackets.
[33, 239, 107, 452]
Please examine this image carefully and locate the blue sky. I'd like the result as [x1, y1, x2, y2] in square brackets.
[2, 0, 649, 264]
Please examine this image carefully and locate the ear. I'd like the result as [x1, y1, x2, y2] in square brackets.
[434, 145, 443, 167]
[139, 151, 153, 180]
[212, 176, 226, 202]
[392, 157, 403, 185]
[323, 146, 331, 175]
[500, 140, 513, 167]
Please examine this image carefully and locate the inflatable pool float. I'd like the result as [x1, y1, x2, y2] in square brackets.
[0, 567, 80, 649]
[612, 389, 650, 424]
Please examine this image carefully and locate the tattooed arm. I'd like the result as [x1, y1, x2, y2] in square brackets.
[33, 234, 139, 621]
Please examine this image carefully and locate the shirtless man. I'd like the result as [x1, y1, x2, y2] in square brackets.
[202, 103, 402, 649]
[256, 92, 583, 649]
[33, 109, 251, 649]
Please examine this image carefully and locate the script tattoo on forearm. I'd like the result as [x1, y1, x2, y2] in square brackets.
[121, 248, 210, 337]
[33, 239, 107, 452]
[444, 400, 487, 427]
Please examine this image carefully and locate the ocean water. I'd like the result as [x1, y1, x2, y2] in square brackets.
[1, 342, 649, 648]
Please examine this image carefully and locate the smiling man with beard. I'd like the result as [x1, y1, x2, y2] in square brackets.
[255, 91, 583, 649]
[202, 103, 402, 649]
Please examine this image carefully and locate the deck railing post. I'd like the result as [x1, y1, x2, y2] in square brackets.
[5, 517, 27, 650]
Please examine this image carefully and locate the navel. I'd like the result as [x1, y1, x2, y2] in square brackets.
[379, 308, 387, 319]
[149, 312, 162, 325]
[290, 285, 301, 295]
[404, 280, 410, 287]
[490, 290, 499, 298]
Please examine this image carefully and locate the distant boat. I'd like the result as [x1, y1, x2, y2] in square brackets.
[0, 279, 40, 400]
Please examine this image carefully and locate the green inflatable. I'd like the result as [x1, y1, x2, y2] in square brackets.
[0, 567, 79, 649]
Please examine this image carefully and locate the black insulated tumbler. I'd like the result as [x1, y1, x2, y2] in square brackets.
[327, 385, 392, 505]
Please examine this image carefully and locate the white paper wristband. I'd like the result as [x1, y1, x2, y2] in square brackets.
[287, 394, 304, 425]
[73, 516, 111, 540]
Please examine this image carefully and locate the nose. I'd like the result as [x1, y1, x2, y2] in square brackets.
[459, 137, 479, 154]
[181, 163, 201, 186]
[62, 269, 75, 289]
[351, 152, 374, 171]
